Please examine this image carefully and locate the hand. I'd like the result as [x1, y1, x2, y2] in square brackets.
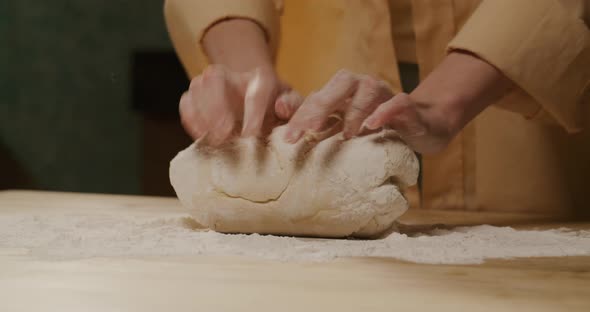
[367, 51, 514, 153]
[179, 65, 303, 146]
[281, 70, 442, 152]
[284, 70, 395, 142]
[363, 92, 455, 154]
[285, 52, 513, 154]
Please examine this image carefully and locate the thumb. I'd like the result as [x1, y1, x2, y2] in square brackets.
[364, 92, 429, 143]
[363, 93, 413, 130]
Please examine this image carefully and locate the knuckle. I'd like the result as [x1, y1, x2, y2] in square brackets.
[202, 65, 225, 81]
[378, 86, 394, 101]
[359, 76, 384, 98]
[307, 92, 328, 108]
[359, 75, 379, 89]
[358, 77, 393, 103]
[334, 69, 354, 81]
[347, 103, 370, 122]
[284, 93, 303, 110]
[331, 69, 357, 85]
[377, 80, 392, 92]
[178, 95, 193, 114]
[344, 112, 360, 124]
[189, 75, 202, 89]
[179, 108, 198, 126]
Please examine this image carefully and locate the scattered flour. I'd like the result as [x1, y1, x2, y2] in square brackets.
[1, 214, 589, 264]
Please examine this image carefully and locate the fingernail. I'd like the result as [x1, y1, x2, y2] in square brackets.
[241, 123, 251, 137]
[364, 118, 378, 130]
[275, 99, 286, 118]
[342, 128, 353, 139]
[284, 128, 302, 143]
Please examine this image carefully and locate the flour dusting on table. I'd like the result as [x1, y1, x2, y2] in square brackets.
[1, 214, 589, 264]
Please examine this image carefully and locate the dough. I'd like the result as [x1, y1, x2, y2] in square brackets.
[169, 126, 419, 238]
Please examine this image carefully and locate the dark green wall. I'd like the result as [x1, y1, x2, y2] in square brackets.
[0, 1, 172, 194]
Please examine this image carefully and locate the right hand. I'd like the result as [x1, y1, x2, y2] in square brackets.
[180, 65, 303, 146]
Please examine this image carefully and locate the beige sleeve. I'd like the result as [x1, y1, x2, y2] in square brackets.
[164, 0, 282, 78]
[448, 0, 590, 133]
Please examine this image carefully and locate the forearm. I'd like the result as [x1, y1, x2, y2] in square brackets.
[203, 19, 274, 72]
[446, 0, 590, 132]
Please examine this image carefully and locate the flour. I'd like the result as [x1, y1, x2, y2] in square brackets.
[1, 213, 589, 264]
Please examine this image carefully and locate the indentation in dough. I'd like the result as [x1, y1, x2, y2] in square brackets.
[170, 125, 419, 238]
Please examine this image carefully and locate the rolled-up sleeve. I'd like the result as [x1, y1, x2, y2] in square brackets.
[448, 0, 590, 132]
[164, 0, 281, 78]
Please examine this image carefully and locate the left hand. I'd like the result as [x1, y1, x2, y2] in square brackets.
[284, 52, 513, 154]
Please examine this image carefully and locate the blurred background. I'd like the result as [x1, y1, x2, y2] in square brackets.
[0, 0, 192, 196]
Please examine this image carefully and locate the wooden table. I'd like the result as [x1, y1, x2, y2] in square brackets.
[1, 190, 589, 311]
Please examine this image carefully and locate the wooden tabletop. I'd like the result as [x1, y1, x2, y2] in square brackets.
[1, 190, 589, 311]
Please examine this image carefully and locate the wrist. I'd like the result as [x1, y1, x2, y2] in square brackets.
[409, 52, 513, 137]
[203, 18, 274, 72]
[408, 84, 464, 142]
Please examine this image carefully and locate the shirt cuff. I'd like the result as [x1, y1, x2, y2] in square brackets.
[448, 0, 590, 133]
[164, 0, 280, 78]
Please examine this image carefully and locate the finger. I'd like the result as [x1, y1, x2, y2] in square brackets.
[241, 70, 276, 137]
[364, 93, 429, 141]
[199, 66, 237, 145]
[274, 88, 304, 120]
[181, 74, 205, 140]
[188, 74, 203, 91]
[179, 90, 207, 140]
[343, 77, 393, 139]
[205, 112, 236, 146]
[285, 69, 358, 143]
[304, 114, 344, 142]
[363, 92, 413, 130]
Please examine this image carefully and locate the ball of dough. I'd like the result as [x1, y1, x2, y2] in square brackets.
[169, 126, 419, 238]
